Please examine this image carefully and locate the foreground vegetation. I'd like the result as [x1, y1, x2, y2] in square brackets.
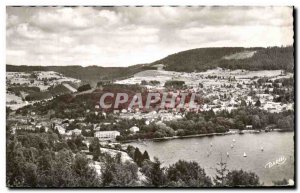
[7, 128, 271, 187]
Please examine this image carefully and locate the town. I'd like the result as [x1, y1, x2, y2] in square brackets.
[7, 65, 294, 150]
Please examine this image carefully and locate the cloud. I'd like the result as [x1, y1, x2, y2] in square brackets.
[6, 6, 293, 67]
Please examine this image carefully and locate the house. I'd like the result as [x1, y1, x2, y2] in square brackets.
[94, 131, 120, 140]
[72, 128, 82, 135]
[55, 125, 66, 135]
[245, 125, 253, 129]
[153, 64, 164, 70]
[129, 126, 140, 133]
[65, 129, 82, 137]
[94, 126, 101, 131]
[145, 120, 150, 125]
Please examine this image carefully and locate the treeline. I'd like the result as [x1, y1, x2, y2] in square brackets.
[219, 46, 294, 72]
[152, 46, 293, 72]
[180, 107, 294, 131]
[164, 80, 186, 89]
[112, 107, 294, 141]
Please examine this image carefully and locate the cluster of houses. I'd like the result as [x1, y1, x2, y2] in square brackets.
[113, 68, 294, 115]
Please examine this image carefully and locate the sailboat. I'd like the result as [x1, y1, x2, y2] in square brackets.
[232, 139, 236, 142]
[243, 152, 247, 157]
[261, 147, 264, 151]
[210, 142, 213, 147]
[227, 152, 229, 157]
[231, 144, 234, 148]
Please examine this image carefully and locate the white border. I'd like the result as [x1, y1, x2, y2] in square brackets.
[1, 0, 298, 193]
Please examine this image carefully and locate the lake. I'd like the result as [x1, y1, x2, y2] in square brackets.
[129, 131, 294, 186]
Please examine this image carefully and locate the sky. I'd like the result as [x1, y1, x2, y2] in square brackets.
[6, 6, 294, 67]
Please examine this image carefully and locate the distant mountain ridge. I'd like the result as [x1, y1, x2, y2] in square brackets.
[7, 46, 294, 84]
[6, 64, 154, 86]
[151, 46, 294, 72]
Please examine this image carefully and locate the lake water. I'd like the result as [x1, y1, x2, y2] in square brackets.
[130, 132, 294, 186]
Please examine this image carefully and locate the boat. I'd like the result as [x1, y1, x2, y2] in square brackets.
[232, 139, 236, 142]
[261, 147, 264, 151]
[210, 142, 213, 147]
[243, 152, 247, 157]
[227, 152, 229, 157]
[231, 144, 234, 148]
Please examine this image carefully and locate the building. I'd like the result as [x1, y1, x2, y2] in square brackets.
[94, 131, 120, 140]
[245, 125, 253, 129]
[54, 125, 66, 135]
[72, 128, 82, 136]
[153, 64, 165, 70]
[129, 126, 140, 133]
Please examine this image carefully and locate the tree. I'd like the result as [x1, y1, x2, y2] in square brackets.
[241, 100, 247, 107]
[255, 99, 261, 107]
[224, 169, 260, 186]
[89, 138, 101, 161]
[72, 153, 100, 187]
[50, 149, 77, 187]
[167, 160, 212, 187]
[142, 157, 166, 187]
[252, 115, 261, 129]
[142, 151, 150, 161]
[24, 163, 38, 187]
[273, 178, 289, 186]
[214, 158, 228, 186]
[141, 80, 148, 85]
[7, 138, 26, 187]
[101, 154, 139, 186]
[110, 161, 139, 186]
[133, 148, 143, 166]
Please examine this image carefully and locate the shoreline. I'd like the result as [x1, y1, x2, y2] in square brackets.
[121, 129, 293, 144]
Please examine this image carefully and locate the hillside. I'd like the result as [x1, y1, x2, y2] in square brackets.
[7, 46, 294, 85]
[6, 64, 155, 86]
[152, 46, 294, 72]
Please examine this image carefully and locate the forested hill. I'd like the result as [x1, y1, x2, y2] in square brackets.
[7, 46, 294, 84]
[152, 46, 294, 72]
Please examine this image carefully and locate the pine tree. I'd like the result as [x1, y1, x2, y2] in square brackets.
[255, 99, 261, 107]
[134, 148, 143, 166]
[142, 151, 150, 161]
[150, 157, 165, 187]
[241, 100, 247, 107]
[214, 156, 228, 186]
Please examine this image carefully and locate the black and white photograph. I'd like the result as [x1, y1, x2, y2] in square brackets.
[5, 5, 295, 188]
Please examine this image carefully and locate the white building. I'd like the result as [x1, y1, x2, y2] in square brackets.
[55, 125, 66, 135]
[94, 131, 120, 140]
[72, 128, 82, 135]
[129, 126, 140, 133]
